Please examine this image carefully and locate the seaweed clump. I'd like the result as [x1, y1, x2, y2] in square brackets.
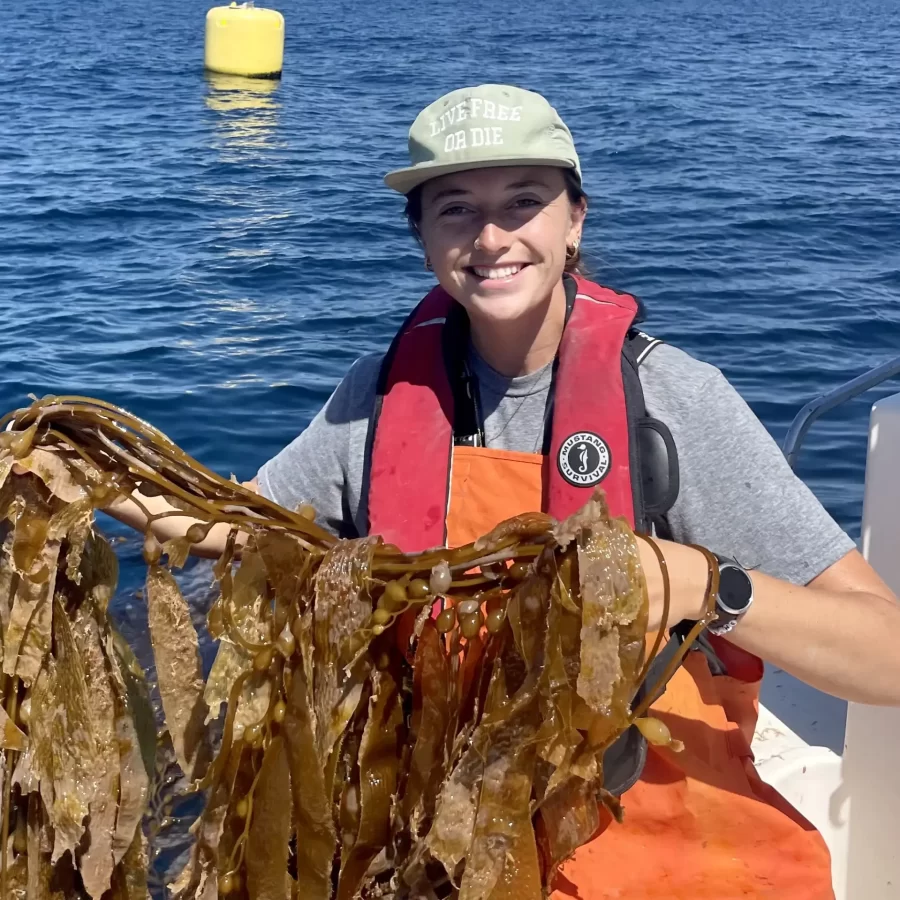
[0, 397, 715, 899]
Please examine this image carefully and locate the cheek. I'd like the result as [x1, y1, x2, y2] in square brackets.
[421, 229, 465, 277]
[523, 211, 569, 260]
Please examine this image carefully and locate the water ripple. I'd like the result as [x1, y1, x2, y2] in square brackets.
[1, 0, 898, 549]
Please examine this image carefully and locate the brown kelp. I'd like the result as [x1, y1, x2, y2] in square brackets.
[0, 397, 718, 899]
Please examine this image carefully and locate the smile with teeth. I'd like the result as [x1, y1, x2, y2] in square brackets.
[471, 264, 527, 280]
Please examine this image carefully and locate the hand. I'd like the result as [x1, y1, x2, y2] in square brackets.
[641, 538, 900, 707]
[636, 537, 711, 633]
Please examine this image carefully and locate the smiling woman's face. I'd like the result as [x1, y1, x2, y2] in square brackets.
[417, 166, 586, 325]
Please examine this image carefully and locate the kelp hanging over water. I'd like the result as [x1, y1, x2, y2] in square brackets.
[0, 397, 713, 899]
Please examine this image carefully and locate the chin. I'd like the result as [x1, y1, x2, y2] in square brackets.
[464, 292, 542, 323]
[453, 274, 552, 323]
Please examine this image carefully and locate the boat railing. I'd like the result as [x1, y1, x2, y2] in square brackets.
[781, 354, 900, 469]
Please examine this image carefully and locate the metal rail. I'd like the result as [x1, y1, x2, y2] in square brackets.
[782, 355, 900, 470]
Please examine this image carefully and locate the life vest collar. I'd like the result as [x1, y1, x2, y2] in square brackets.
[367, 276, 641, 552]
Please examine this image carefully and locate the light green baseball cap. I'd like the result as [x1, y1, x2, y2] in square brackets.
[384, 84, 582, 195]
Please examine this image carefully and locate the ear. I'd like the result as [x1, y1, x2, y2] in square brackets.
[567, 197, 587, 246]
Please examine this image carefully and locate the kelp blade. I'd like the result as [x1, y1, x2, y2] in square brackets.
[0, 398, 689, 900]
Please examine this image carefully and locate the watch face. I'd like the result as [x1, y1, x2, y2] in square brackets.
[718, 565, 753, 615]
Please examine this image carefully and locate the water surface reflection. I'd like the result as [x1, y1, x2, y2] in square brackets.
[204, 72, 282, 152]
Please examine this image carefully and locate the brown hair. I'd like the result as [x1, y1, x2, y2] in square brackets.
[404, 168, 590, 276]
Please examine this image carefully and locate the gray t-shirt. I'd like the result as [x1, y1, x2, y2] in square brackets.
[258, 343, 854, 586]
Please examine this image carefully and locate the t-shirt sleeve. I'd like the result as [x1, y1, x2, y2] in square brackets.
[256, 354, 382, 538]
[649, 355, 855, 585]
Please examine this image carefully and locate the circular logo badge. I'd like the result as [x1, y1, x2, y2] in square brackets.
[557, 432, 611, 487]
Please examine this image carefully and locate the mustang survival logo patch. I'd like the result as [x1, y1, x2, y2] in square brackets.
[557, 432, 611, 487]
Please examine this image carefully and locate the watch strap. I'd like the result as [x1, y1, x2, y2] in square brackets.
[707, 609, 741, 636]
[706, 554, 753, 636]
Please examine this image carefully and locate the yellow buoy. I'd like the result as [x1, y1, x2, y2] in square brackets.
[205, 2, 284, 79]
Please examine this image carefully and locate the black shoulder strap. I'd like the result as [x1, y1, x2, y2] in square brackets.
[609, 331, 730, 795]
[627, 329, 665, 366]
[621, 329, 679, 535]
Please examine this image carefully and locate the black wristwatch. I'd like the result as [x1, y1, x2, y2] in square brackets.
[706, 554, 754, 636]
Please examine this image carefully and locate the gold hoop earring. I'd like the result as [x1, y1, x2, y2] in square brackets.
[474, 237, 482, 251]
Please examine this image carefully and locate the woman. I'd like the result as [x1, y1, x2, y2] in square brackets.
[115, 85, 900, 897]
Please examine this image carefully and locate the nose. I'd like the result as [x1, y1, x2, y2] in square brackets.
[473, 221, 512, 255]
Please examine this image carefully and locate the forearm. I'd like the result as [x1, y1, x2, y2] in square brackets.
[720, 572, 900, 706]
[638, 537, 900, 707]
[104, 492, 244, 560]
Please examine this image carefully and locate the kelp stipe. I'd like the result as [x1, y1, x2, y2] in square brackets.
[0, 397, 704, 899]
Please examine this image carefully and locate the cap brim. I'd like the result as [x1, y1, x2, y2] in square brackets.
[384, 157, 578, 195]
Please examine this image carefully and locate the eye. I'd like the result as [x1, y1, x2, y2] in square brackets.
[512, 196, 544, 210]
[439, 205, 472, 217]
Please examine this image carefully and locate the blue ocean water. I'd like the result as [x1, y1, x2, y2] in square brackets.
[1, 0, 898, 882]
[4, 0, 899, 531]
[4, 0, 899, 527]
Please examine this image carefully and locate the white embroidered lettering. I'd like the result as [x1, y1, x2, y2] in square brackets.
[470, 127, 485, 147]
[470, 98, 483, 119]
[497, 104, 510, 121]
[455, 102, 468, 122]
[484, 100, 496, 119]
[510, 106, 522, 122]
[491, 126, 503, 144]
[444, 130, 467, 151]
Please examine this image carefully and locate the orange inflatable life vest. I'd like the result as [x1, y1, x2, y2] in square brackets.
[367, 277, 834, 898]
